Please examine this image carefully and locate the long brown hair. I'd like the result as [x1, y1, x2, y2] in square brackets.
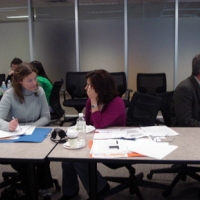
[12, 62, 38, 103]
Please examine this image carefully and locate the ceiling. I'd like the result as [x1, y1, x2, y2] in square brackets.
[0, 0, 200, 22]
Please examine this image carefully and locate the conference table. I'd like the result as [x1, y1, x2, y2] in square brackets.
[48, 127, 200, 199]
[1, 127, 200, 200]
[0, 132, 57, 200]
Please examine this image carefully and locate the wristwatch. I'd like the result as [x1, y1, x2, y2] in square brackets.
[91, 104, 98, 108]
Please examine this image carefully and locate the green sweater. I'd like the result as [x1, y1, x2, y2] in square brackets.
[37, 76, 53, 105]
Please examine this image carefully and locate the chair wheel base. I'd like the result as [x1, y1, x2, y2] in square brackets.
[147, 173, 152, 180]
[162, 188, 171, 197]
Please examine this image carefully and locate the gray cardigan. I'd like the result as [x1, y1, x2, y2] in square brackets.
[0, 86, 50, 131]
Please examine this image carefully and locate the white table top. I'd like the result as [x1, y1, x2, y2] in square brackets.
[48, 127, 200, 164]
[0, 131, 56, 162]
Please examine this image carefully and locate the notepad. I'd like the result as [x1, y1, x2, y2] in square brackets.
[0, 126, 31, 139]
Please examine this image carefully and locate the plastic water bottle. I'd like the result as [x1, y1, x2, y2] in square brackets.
[0, 87, 3, 97]
[76, 113, 86, 146]
[7, 80, 11, 89]
[1, 81, 7, 93]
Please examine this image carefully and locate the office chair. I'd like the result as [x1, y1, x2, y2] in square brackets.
[155, 91, 174, 126]
[146, 90, 200, 197]
[0, 167, 61, 200]
[126, 91, 162, 127]
[49, 79, 78, 126]
[62, 72, 88, 114]
[110, 72, 133, 107]
[137, 73, 167, 95]
[102, 92, 167, 200]
[0, 74, 5, 87]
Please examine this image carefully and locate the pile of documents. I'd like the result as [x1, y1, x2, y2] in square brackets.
[90, 126, 179, 159]
[0, 126, 36, 140]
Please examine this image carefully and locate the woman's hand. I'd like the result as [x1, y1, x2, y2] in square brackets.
[9, 118, 18, 132]
[86, 85, 98, 105]
[8, 70, 14, 76]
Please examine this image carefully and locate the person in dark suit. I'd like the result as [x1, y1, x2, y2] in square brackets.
[171, 54, 200, 126]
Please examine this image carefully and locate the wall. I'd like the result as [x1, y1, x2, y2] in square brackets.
[0, 17, 200, 94]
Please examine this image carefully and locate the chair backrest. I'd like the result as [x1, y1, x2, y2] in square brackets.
[126, 91, 162, 126]
[65, 72, 88, 99]
[49, 79, 65, 119]
[0, 74, 5, 87]
[110, 72, 127, 97]
[156, 91, 174, 127]
[137, 73, 167, 95]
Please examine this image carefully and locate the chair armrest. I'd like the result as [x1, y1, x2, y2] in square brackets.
[62, 89, 67, 101]
[126, 89, 133, 101]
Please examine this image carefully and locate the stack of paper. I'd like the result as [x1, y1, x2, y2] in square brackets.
[91, 126, 179, 159]
[0, 126, 35, 139]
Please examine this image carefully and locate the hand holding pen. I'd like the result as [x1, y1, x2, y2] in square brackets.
[9, 117, 20, 132]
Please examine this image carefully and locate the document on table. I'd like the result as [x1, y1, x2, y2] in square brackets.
[94, 128, 148, 140]
[0, 126, 35, 139]
[126, 138, 178, 159]
[90, 139, 129, 158]
[141, 126, 179, 137]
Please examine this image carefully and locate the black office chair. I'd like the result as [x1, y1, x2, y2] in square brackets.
[155, 91, 174, 126]
[147, 90, 200, 197]
[0, 165, 61, 200]
[49, 79, 78, 126]
[110, 72, 133, 107]
[62, 72, 88, 114]
[102, 92, 167, 200]
[0, 74, 5, 87]
[137, 73, 167, 95]
[126, 91, 162, 127]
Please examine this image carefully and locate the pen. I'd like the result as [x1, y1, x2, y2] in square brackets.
[120, 137, 136, 141]
[12, 117, 22, 130]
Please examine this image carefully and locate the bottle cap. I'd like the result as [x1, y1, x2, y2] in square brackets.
[79, 113, 84, 117]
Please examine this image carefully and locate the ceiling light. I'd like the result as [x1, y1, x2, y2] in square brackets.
[7, 15, 29, 19]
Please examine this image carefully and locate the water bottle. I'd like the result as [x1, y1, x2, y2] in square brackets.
[76, 113, 86, 147]
[0, 87, 3, 98]
[1, 81, 7, 93]
[7, 80, 11, 89]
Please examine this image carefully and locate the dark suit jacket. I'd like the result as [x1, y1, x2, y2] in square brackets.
[171, 75, 200, 127]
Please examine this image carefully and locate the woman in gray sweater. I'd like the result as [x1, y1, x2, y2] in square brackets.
[0, 63, 53, 199]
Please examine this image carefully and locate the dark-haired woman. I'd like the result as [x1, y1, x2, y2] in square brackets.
[59, 69, 126, 200]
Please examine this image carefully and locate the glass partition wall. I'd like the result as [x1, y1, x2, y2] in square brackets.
[0, 0, 200, 92]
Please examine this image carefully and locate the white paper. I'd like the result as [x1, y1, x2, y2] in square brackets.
[94, 128, 147, 140]
[24, 126, 36, 135]
[90, 139, 129, 157]
[141, 126, 179, 137]
[126, 138, 178, 159]
[0, 125, 33, 139]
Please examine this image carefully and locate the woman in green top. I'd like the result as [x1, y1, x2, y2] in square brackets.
[30, 61, 53, 112]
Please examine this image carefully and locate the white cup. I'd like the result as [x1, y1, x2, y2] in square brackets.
[67, 130, 78, 148]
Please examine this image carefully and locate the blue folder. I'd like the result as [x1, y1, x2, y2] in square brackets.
[0, 128, 52, 143]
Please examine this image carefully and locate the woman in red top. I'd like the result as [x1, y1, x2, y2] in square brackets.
[59, 69, 126, 200]
[85, 69, 126, 128]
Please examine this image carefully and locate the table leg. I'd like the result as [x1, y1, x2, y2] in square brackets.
[27, 163, 38, 200]
[88, 162, 98, 200]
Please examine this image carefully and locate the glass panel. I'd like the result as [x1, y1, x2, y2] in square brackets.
[33, 0, 76, 82]
[0, 1, 28, 23]
[79, 1, 124, 72]
[178, 1, 200, 86]
[0, 1, 29, 77]
[128, 0, 175, 92]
